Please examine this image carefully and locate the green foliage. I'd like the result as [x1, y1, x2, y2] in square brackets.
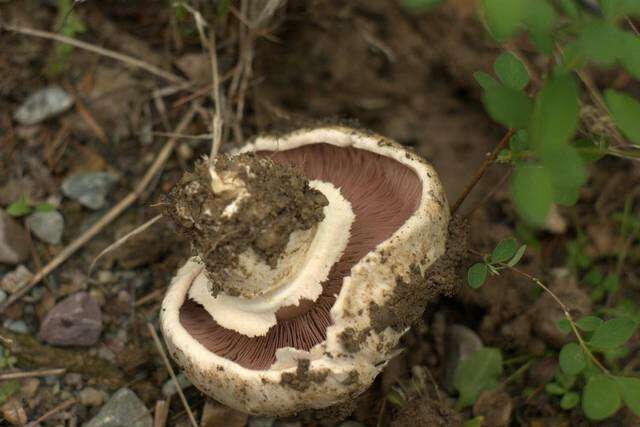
[6, 196, 32, 217]
[0, 381, 20, 405]
[5, 196, 57, 218]
[616, 377, 640, 417]
[401, 0, 445, 12]
[559, 342, 586, 376]
[453, 348, 503, 408]
[511, 164, 553, 226]
[583, 374, 622, 420]
[588, 317, 638, 351]
[467, 263, 488, 289]
[463, 417, 484, 427]
[575, 315, 603, 332]
[48, 0, 86, 75]
[560, 391, 580, 410]
[467, 238, 526, 288]
[494, 52, 529, 90]
[605, 90, 640, 144]
[480, 0, 527, 41]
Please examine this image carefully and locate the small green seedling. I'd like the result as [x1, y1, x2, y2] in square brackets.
[6, 195, 56, 218]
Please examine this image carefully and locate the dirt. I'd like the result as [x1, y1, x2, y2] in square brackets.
[391, 395, 462, 427]
[162, 153, 327, 295]
[279, 358, 329, 392]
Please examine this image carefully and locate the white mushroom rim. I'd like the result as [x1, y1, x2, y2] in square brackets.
[161, 125, 449, 415]
[188, 180, 355, 337]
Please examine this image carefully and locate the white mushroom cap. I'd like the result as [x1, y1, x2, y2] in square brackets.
[160, 126, 449, 416]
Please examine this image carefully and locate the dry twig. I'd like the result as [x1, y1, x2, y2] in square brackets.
[0, 368, 66, 381]
[147, 322, 198, 427]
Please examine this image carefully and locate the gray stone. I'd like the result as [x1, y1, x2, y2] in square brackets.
[1, 265, 33, 294]
[248, 417, 275, 427]
[14, 86, 74, 125]
[0, 210, 29, 265]
[84, 388, 152, 427]
[61, 172, 118, 210]
[39, 292, 102, 346]
[4, 319, 29, 334]
[26, 210, 64, 244]
[444, 324, 484, 391]
[161, 372, 192, 398]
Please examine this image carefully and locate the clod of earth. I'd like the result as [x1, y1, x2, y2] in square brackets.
[160, 126, 449, 417]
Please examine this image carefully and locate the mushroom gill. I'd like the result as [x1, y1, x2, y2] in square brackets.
[179, 143, 422, 369]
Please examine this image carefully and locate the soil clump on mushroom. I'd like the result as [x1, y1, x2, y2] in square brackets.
[162, 153, 327, 295]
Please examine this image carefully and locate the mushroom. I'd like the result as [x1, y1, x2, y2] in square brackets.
[160, 126, 449, 416]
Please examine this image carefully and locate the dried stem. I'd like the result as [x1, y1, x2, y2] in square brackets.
[0, 368, 66, 381]
[0, 23, 185, 84]
[25, 398, 77, 427]
[450, 129, 514, 216]
[0, 105, 198, 313]
[147, 322, 198, 427]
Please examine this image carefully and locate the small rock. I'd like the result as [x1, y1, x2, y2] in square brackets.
[0, 290, 7, 305]
[61, 172, 118, 210]
[26, 210, 64, 244]
[39, 291, 103, 346]
[3, 319, 29, 334]
[1, 265, 33, 293]
[1, 397, 27, 426]
[248, 417, 276, 427]
[64, 372, 83, 387]
[0, 210, 29, 265]
[444, 324, 483, 391]
[473, 389, 514, 427]
[200, 400, 249, 427]
[85, 388, 152, 427]
[14, 85, 74, 125]
[162, 372, 192, 398]
[79, 387, 108, 407]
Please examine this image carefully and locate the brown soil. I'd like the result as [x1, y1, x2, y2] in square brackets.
[391, 395, 463, 427]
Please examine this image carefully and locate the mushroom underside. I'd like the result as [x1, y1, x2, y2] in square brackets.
[179, 143, 422, 370]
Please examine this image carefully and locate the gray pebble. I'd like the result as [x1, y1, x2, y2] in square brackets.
[4, 319, 29, 334]
[14, 86, 74, 125]
[61, 172, 118, 210]
[0, 210, 29, 265]
[162, 372, 192, 398]
[84, 388, 152, 427]
[26, 210, 64, 244]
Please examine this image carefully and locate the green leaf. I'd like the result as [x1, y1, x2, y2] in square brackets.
[557, 318, 572, 334]
[468, 263, 489, 289]
[605, 90, 640, 145]
[559, 0, 579, 19]
[576, 316, 604, 332]
[507, 244, 527, 267]
[491, 238, 517, 263]
[511, 164, 554, 227]
[621, 33, 640, 79]
[494, 52, 530, 90]
[540, 144, 586, 205]
[583, 374, 622, 420]
[481, 83, 533, 129]
[523, 0, 557, 53]
[481, 0, 527, 41]
[453, 348, 503, 408]
[545, 383, 565, 395]
[530, 73, 580, 152]
[601, 0, 640, 21]
[616, 376, 640, 417]
[560, 391, 580, 410]
[401, 0, 445, 11]
[559, 342, 586, 376]
[0, 380, 20, 405]
[35, 202, 55, 213]
[6, 197, 32, 217]
[574, 138, 607, 163]
[577, 22, 626, 67]
[463, 417, 484, 427]
[589, 317, 638, 350]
